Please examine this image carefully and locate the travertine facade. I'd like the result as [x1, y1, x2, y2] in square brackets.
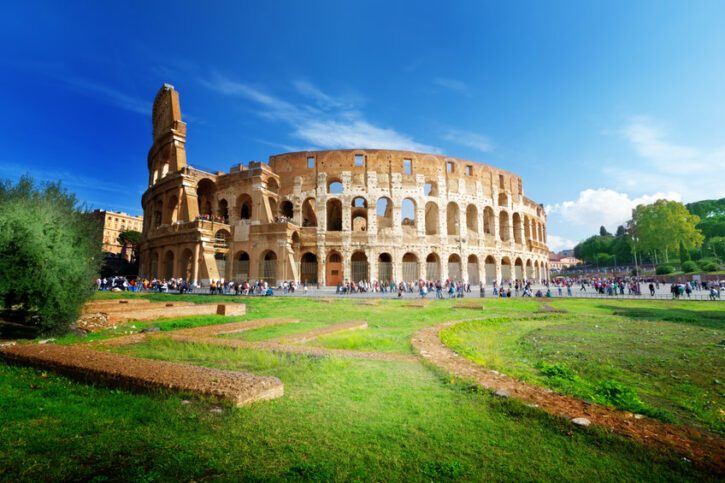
[93, 209, 143, 258]
[140, 85, 549, 286]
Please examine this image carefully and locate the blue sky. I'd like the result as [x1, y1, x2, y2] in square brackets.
[2, 1, 725, 250]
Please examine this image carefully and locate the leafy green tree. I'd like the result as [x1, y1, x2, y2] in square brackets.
[599, 225, 611, 237]
[0, 176, 102, 334]
[615, 225, 627, 237]
[679, 240, 690, 263]
[631, 200, 704, 262]
[118, 229, 142, 262]
[707, 236, 725, 261]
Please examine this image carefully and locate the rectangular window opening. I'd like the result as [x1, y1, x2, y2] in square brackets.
[355, 154, 365, 167]
[307, 157, 315, 169]
[499, 174, 505, 189]
[447, 161, 454, 173]
[465, 165, 473, 176]
[404, 159, 412, 175]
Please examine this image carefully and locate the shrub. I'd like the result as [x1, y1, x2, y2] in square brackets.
[535, 361, 576, 381]
[0, 177, 102, 334]
[701, 261, 720, 272]
[681, 261, 699, 273]
[655, 264, 674, 275]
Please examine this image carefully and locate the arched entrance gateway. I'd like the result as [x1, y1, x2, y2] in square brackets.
[514, 257, 524, 281]
[234, 252, 250, 281]
[164, 250, 174, 280]
[426, 253, 440, 281]
[484, 255, 496, 284]
[326, 251, 342, 286]
[350, 251, 369, 283]
[501, 257, 512, 282]
[467, 255, 479, 285]
[259, 250, 277, 286]
[378, 253, 392, 282]
[179, 249, 193, 281]
[401, 253, 419, 281]
[448, 254, 462, 281]
[300, 252, 317, 284]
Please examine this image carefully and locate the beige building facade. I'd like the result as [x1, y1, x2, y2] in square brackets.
[93, 209, 143, 257]
[140, 85, 550, 286]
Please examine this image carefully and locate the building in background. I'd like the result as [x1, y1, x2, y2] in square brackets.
[549, 252, 582, 271]
[140, 85, 550, 286]
[92, 209, 143, 260]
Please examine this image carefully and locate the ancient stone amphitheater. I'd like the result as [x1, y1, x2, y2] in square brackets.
[140, 84, 549, 287]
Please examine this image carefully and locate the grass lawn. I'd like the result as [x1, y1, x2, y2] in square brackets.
[1, 295, 723, 481]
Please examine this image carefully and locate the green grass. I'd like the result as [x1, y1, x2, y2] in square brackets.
[1, 295, 723, 481]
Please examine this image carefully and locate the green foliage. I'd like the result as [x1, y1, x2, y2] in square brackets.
[655, 264, 674, 275]
[701, 261, 719, 272]
[599, 225, 611, 237]
[0, 176, 102, 333]
[591, 381, 674, 422]
[679, 240, 690, 263]
[681, 261, 698, 273]
[706, 236, 725, 260]
[632, 200, 704, 262]
[615, 225, 627, 237]
[574, 235, 632, 265]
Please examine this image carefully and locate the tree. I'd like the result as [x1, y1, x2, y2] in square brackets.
[0, 176, 102, 334]
[679, 240, 690, 263]
[118, 229, 142, 262]
[599, 225, 611, 237]
[615, 225, 627, 237]
[631, 200, 704, 262]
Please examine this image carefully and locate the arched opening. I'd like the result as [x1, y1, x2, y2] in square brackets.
[300, 252, 318, 284]
[466, 204, 478, 236]
[160, 161, 169, 179]
[376, 197, 393, 230]
[378, 253, 392, 282]
[234, 251, 250, 281]
[513, 213, 522, 244]
[467, 255, 480, 285]
[426, 253, 440, 281]
[485, 255, 496, 284]
[498, 192, 508, 207]
[402, 252, 419, 281]
[447, 202, 460, 236]
[534, 260, 540, 281]
[483, 206, 495, 237]
[215, 252, 227, 280]
[501, 256, 512, 281]
[280, 200, 294, 219]
[259, 250, 277, 285]
[214, 229, 230, 249]
[165, 196, 179, 224]
[179, 248, 193, 281]
[499, 211, 510, 241]
[351, 197, 368, 232]
[424, 180, 438, 197]
[268, 197, 278, 222]
[351, 251, 369, 282]
[237, 194, 253, 220]
[267, 178, 279, 194]
[448, 254, 462, 281]
[401, 198, 416, 229]
[526, 259, 534, 280]
[290, 231, 301, 252]
[153, 199, 163, 228]
[197, 179, 216, 218]
[524, 216, 532, 240]
[218, 199, 229, 223]
[514, 257, 524, 280]
[425, 202, 439, 235]
[328, 179, 343, 194]
[150, 251, 160, 278]
[326, 199, 343, 231]
[302, 198, 317, 227]
[326, 251, 342, 286]
[164, 250, 174, 280]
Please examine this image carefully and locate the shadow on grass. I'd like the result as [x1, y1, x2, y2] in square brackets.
[598, 305, 725, 330]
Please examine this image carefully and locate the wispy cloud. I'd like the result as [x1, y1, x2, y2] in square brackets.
[442, 128, 494, 153]
[201, 72, 436, 152]
[433, 77, 469, 95]
[58, 76, 150, 115]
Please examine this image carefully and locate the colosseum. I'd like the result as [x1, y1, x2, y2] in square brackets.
[140, 84, 550, 287]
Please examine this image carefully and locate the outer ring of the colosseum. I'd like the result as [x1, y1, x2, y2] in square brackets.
[139, 84, 550, 287]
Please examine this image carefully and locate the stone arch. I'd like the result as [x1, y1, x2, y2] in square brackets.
[163, 250, 175, 280]
[290, 231, 301, 251]
[300, 252, 317, 284]
[501, 256, 512, 281]
[534, 260, 540, 280]
[467, 255, 480, 285]
[376, 197, 393, 230]
[484, 255, 496, 284]
[426, 253, 441, 281]
[196, 179, 216, 217]
[448, 253, 462, 281]
[326, 250, 343, 286]
[153, 199, 163, 228]
[279, 200, 294, 219]
[447, 202, 460, 236]
[268, 197, 278, 221]
[425, 201, 439, 235]
[259, 250, 277, 285]
[214, 252, 227, 280]
[499, 211, 510, 241]
[498, 192, 508, 207]
[351, 197, 368, 232]
[237, 193, 253, 220]
[351, 251, 369, 282]
[160, 160, 169, 179]
[483, 206, 495, 237]
[526, 259, 534, 280]
[218, 198, 229, 222]
[214, 229, 231, 249]
[424, 180, 438, 197]
[524, 216, 531, 240]
[328, 178, 343, 194]
[302, 197, 317, 227]
[150, 250, 160, 278]
[267, 178, 279, 194]
[165, 195, 179, 224]
[401, 252, 419, 281]
[401, 198, 416, 228]
[234, 251, 250, 281]
[378, 252, 393, 282]
[326, 198, 343, 231]
[466, 204, 478, 236]
[512, 213, 522, 243]
[179, 248, 193, 281]
[514, 257, 524, 280]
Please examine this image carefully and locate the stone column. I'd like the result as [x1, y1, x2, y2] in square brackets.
[318, 246, 326, 287]
[342, 248, 351, 282]
[495, 258, 502, 286]
[192, 244, 200, 285]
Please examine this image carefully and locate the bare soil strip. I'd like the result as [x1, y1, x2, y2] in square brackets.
[412, 321, 725, 473]
[452, 301, 484, 310]
[0, 343, 283, 407]
[166, 334, 417, 362]
[274, 320, 368, 344]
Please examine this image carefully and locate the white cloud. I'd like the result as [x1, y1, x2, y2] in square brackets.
[547, 234, 577, 252]
[442, 128, 494, 152]
[59, 76, 150, 115]
[547, 188, 681, 238]
[433, 78, 469, 95]
[202, 72, 436, 152]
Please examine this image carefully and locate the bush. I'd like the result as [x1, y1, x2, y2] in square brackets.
[681, 261, 699, 273]
[0, 177, 102, 334]
[655, 264, 674, 275]
[701, 261, 720, 272]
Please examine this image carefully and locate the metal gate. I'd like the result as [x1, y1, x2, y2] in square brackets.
[467, 262, 479, 285]
[259, 259, 277, 286]
[234, 260, 249, 281]
[351, 261, 369, 283]
[300, 261, 318, 284]
[215, 253, 227, 280]
[402, 261, 419, 282]
[426, 262, 440, 281]
[378, 262, 392, 282]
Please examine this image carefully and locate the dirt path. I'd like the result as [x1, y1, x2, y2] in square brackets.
[412, 321, 725, 474]
[0, 343, 283, 407]
[273, 320, 367, 344]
